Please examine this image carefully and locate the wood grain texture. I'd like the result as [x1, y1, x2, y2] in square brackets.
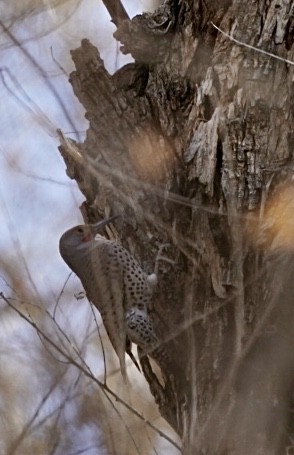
[58, 0, 294, 452]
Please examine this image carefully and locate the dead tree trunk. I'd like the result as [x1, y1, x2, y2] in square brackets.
[58, 0, 294, 453]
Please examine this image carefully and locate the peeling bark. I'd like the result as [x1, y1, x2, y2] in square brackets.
[58, 0, 294, 452]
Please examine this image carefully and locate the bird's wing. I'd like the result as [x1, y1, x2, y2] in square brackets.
[84, 241, 127, 380]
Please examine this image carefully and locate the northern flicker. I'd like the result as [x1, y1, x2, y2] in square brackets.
[59, 216, 156, 379]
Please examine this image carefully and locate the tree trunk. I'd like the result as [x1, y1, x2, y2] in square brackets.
[58, 0, 294, 453]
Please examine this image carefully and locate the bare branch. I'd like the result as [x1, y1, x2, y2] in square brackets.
[101, 0, 130, 27]
[211, 22, 294, 66]
[0, 292, 181, 452]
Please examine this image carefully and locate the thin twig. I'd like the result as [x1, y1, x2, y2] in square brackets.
[0, 20, 80, 139]
[0, 292, 181, 452]
[211, 22, 294, 66]
[0, 67, 56, 133]
[53, 272, 73, 319]
[194, 259, 288, 444]
[90, 302, 107, 385]
[50, 46, 69, 77]
[0, 189, 42, 300]
[8, 371, 67, 455]
[99, 385, 142, 455]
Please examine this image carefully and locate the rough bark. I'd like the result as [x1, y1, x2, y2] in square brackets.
[58, 0, 294, 453]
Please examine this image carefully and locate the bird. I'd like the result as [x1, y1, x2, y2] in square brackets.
[59, 216, 157, 379]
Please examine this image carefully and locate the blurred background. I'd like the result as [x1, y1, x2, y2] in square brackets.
[0, 1, 179, 453]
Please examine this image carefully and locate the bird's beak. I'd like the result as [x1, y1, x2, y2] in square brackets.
[91, 215, 119, 233]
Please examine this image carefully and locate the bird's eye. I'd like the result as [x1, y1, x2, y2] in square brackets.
[77, 227, 83, 233]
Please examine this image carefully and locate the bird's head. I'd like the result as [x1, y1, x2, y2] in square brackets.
[59, 216, 118, 259]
